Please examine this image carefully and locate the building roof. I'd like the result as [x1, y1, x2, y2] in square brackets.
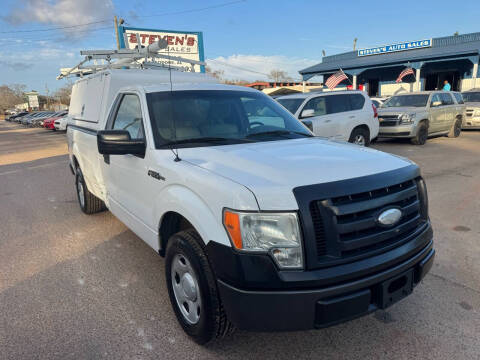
[300, 32, 480, 78]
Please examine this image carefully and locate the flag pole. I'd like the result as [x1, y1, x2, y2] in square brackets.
[340, 68, 353, 86]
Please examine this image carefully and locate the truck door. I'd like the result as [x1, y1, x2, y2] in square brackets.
[428, 93, 445, 133]
[101, 93, 159, 249]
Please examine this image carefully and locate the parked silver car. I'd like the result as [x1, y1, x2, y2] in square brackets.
[377, 91, 465, 145]
[461, 89, 480, 129]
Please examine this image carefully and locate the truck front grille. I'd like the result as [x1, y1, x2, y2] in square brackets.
[379, 115, 399, 127]
[293, 167, 428, 269]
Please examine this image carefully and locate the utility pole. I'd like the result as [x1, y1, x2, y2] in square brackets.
[45, 84, 50, 110]
[114, 16, 120, 50]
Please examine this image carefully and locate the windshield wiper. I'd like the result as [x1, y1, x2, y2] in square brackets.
[247, 130, 313, 138]
[162, 137, 254, 146]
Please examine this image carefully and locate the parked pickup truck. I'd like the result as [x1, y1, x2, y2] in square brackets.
[377, 91, 465, 145]
[67, 68, 435, 344]
[461, 89, 480, 129]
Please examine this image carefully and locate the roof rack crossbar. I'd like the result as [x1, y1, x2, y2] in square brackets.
[58, 40, 205, 80]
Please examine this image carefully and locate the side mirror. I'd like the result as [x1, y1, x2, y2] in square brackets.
[300, 109, 315, 118]
[301, 119, 313, 131]
[431, 101, 442, 107]
[97, 130, 145, 157]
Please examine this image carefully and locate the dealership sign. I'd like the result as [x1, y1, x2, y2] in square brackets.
[119, 26, 205, 72]
[357, 39, 432, 57]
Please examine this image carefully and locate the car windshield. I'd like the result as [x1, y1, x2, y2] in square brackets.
[146, 90, 312, 148]
[276, 97, 305, 114]
[462, 92, 480, 102]
[382, 94, 429, 107]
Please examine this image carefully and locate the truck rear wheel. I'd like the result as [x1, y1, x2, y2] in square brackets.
[75, 167, 105, 214]
[165, 229, 234, 344]
[411, 122, 428, 145]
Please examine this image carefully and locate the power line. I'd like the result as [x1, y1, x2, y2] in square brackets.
[0, 26, 113, 44]
[140, 0, 245, 19]
[207, 58, 270, 77]
[207, 59, 304, 81]
[0, 20, 110, 34]
[0, 0, 246, 34]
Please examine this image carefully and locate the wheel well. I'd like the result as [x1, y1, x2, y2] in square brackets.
[159, 212, 197, 256]
[352, 124, 370, 136]
[72, 155, 80, 170]
[419, 119, 429, 128]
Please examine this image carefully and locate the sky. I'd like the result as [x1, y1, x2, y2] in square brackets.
[0, 0, 479, 92]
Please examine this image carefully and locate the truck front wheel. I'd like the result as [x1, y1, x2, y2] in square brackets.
[165, 230, 234, 344]
[411, 122, 428, 145]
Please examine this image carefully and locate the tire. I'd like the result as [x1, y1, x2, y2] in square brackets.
[411, 122, 428, 145]
[447, 118, 462, 138]
[75, 166, 105, 214]
[348, 127, 370, 146]
[165, 229, 234, 344]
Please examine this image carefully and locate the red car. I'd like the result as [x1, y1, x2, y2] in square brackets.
[43, 111, 68, 130]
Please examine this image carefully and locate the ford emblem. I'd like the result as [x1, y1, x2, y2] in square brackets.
[377, 208, 402, 227]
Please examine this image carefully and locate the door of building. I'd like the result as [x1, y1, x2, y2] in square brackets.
[368, 79, 379, 96]
[425, 71, 459, 91]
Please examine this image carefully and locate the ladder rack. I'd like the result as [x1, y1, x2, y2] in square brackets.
[57, 36, 206, 80]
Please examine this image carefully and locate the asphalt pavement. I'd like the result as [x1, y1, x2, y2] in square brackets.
[0, 120, 479, 360]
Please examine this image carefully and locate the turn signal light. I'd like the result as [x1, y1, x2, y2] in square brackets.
[223, 210, 242, 249]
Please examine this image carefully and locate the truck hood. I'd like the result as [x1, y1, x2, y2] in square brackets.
[378, 106, 425, 115]
[181, 138, 414, 210]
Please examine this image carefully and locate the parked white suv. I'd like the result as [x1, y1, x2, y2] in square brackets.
[67, 68, 434, 344]
[276, 90, 379, 146]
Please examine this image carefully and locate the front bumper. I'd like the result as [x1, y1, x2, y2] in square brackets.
[208, 227, 434, 331]
[378, 124, 415, 138]
[462, 116, 480, 129]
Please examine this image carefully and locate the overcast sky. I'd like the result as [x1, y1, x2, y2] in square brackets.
[1, 0, 479, 91]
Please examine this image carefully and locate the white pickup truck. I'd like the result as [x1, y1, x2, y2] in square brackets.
[67, 68, 434, 344]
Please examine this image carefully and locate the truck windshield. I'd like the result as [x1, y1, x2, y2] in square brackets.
[276, 98, 305, 114]
[382, 95, 429, 108]
[146, 90, 312, 148]
[462, 92, 480, 102]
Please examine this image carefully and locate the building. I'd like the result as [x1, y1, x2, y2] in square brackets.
[300, 32, 480, 96]
[244, 81, 323, 95]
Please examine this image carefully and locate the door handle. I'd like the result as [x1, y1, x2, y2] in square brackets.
[349, 115, 355, 119]
[325, 120, 332, 123]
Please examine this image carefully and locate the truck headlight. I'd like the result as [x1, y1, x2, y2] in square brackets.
[223, 210, 303, 269]
[400, 113, 416, 124]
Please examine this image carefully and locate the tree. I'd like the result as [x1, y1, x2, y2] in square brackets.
[268, 69, 292, 82]
[0, 84, 26, 112]
[54, 83, 73, 106]
[205, 66, 224, 80]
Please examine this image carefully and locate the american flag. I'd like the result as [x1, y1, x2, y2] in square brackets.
[325, 69, 348, 90]
[396, 67, 415, 83]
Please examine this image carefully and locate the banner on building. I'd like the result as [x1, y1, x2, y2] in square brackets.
[119, 26, 205, 73]
[358, 39, 432, 57]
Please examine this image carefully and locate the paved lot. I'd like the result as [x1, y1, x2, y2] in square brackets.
[0, 120, 479, 360]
